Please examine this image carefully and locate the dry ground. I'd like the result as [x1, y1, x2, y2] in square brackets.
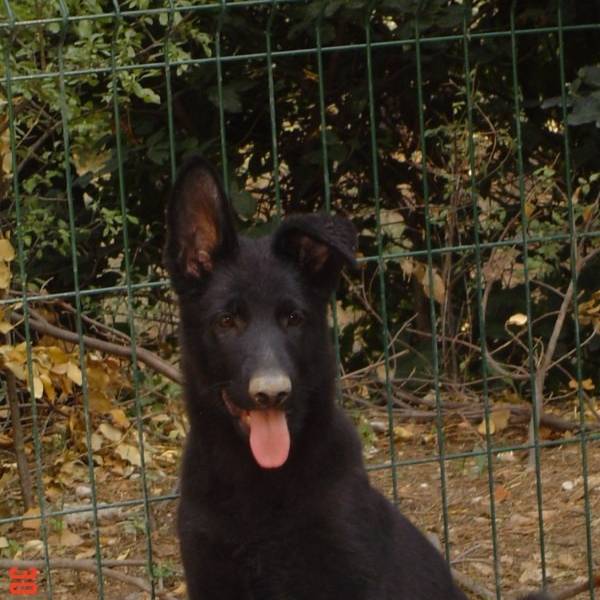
[1, 406, 598, 600]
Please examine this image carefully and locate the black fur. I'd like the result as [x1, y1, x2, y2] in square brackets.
[166, 156, 468, 599]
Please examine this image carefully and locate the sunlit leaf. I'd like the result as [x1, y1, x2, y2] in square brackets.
[507, 313, 528, 326]
[67, 362, 83, 386]
[98, 423, 122, 443]
[115, 443, 141, 467]
[0, 238, 15, 262]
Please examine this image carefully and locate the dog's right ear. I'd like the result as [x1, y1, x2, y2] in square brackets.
[164, 157, 238, 289]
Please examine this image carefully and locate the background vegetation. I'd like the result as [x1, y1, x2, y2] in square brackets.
[0, 1, 599, 596]
[2, 0, 599, 402]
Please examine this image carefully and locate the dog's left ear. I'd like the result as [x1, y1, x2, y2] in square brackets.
[273, 214, 357, 293]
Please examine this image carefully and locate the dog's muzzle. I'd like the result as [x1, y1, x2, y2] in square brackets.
[248, 371, 291, 408]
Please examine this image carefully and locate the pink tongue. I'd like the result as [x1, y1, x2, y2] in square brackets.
[247, 409, 290, 469]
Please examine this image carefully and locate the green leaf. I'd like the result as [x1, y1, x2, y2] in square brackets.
[208, 86, 242, 113]
[568, 93, 600, 126]
[132, 81, 161, 105]
[230, 188, 257, 220]
[580, 65, 600, 88]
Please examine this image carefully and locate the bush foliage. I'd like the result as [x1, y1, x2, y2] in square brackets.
[1, 0, 599, 400]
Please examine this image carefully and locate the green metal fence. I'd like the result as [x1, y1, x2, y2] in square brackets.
[0, 1, 599, 599]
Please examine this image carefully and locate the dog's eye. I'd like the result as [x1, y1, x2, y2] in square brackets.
[286, 311, 303, 327]
[217, 313, 236, 329]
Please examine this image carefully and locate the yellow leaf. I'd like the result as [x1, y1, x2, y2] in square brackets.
[491, 408, 511, 432]
[524, 202, 535, 219]
[22, 507, 41, 530]
[478, 408, 511, 435]
[98, 422, 122, 443]
[61, 375, 73, 396]
[32, 376, 43, 399]
[376, 364, 386, 383]
[0, 320, 13, 334]
[302, 68, 318, 82]
[0, 262, 11, 289]
[583, 205, 594, 224]
[40, 373, 55, 402]
[400, 258, 414, 279]
[0, 238, 15, 262]
[173, 583, 187, 596]
[477, 418, 496, 435]
[67, 362, 82, 385]
[4, 360, 27, 380]
[569, 378, 594, 391]
[494, 484, 511, 503]
[59, 528, 84, 547]
[86, 364, 109, 391]
[75, 547, 96, 560]
[89, 390, 113, 412]
[393, 425, 414, 441]
[23, 539, 43, 554]
[507, 313, 528, 327]
[421, 267, 445, 304]
[47, 346, 69, 363]
[110, 408, 131, 430]
[90, 432, 103, 452]
[582, 378, 595, 391]
[115, 443, 141, 467]
[51, 362, 69, 375]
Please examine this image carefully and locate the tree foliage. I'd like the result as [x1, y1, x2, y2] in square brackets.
[1, 0, 599, 401]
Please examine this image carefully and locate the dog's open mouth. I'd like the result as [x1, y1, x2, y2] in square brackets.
[221, 390, 290, 470]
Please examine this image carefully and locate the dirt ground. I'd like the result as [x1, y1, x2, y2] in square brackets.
[1, 407, 598, 600]
[368, 415, 600, 600]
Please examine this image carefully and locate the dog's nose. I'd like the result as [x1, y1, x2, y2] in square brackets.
[249, 372, 291, 407]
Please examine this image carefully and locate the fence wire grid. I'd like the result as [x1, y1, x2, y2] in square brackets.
[0, 1, 599, 599]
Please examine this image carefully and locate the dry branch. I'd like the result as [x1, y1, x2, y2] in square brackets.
[1, 291, 34, 510]
[451, 567, 495, 600]
[513, 571, 600, 600]
[9, 311, 182, 384]
[394, 389, 596, 433]
[0, 558, 178, 600]
[6, 369, 34, 509]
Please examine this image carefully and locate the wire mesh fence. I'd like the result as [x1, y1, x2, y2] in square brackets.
[0, 1, 599, 598]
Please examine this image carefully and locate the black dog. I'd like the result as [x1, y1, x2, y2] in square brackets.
[164, 157, 470, 599]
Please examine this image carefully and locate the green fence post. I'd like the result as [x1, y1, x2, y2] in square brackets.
[55, 0, 106, 595]
[413, 7, 452, 567]
[461, 7, 502, 595]
[110, 1, 157, 596]
[315, 6, 343, 387]
[1, 1, 53, 596]
[509, 3, 548, 593]
[364, 3, 398, 504]
[557, 3, 595, 597]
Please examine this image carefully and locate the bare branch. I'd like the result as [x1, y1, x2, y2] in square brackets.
[9, 312, 183, 384]
[0, 558, 178, 600]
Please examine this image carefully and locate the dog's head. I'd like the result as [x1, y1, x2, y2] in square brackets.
[165, 157, 357, 470]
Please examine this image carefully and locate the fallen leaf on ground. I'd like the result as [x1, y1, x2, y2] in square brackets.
[59, 528, 85, 547]
[115, 443, 141, 467]
[22, 508, 41, 530]
[494, 484, 511, 503]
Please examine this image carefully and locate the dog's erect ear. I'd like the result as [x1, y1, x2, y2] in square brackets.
[165, 157, 238, 288]
[273, 214, 357, 293]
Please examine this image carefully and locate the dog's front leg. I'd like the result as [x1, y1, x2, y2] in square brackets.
[179, 532, 244, 600]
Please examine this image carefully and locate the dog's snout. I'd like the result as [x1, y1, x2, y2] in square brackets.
[249, 372, 291, 407]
